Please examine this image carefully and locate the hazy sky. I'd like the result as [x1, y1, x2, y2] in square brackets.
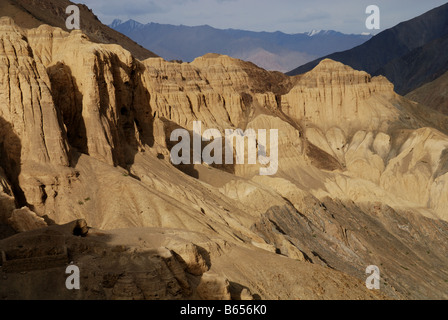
[76, 0, 447, 34]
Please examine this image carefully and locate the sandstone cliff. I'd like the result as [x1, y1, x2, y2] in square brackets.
[1, 17, 448, 299]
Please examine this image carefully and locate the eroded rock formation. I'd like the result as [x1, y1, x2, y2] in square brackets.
[1, 17, 448, 299]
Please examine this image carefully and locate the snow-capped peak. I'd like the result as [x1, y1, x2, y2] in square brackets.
[109, 19, 144, 30]
[307, 29, 323, 36]
[126, 19, 144, 29]
[110, 19, 123, 28]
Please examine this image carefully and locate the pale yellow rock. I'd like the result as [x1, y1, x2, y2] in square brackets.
[345, 131, 385, 184]
[280, 239, 306, 262]
[171, 242, 210, 276]
[373, 132, 391, 160]
[251, 241, 278, 253]
[0, 18, 448, 301]
[380, 127, 448, 214]
[0, 17, 445, 226]
[282, 59, 398, 134]
[0, 18, 69, 167]
[8, 207, 47, 232]
[219, 179, 285, 216]
[240, 288, 254, 300]
[196, 272, 232, 300]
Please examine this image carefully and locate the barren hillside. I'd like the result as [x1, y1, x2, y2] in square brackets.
[0, 16, 448, 300]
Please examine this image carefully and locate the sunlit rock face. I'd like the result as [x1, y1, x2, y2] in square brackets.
[1, 17, 448, 300]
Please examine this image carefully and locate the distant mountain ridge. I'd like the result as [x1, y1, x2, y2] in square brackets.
[109, 19, 371, 72]
[287, 3, 448, 95]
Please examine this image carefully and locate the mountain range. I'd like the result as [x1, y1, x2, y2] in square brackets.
[109, 19, 371, 72]
[287, 2, 448, 97]
[1, 0, 448, 301]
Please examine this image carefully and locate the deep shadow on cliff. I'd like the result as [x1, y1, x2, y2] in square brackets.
[0, 117, 26, 208]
